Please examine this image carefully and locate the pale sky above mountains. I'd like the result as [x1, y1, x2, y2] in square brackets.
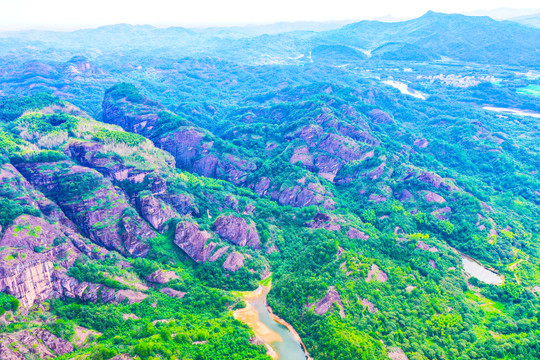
[0, 0, 539, 30]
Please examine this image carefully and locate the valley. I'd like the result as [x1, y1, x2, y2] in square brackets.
[0, 10, 539, 360]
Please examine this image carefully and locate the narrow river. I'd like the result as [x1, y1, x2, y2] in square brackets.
[234, 282, 308, 360]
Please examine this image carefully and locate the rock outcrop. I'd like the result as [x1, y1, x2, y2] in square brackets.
[222, 252, 245, 272]
[101, 83, 165, 137]
[368, 109, 393, 124]
[16, 161, 154, 257]
[0, 329, 73, 359]
[0, 258, 56, 308]
[173, 222, 216, 262]
[307, 213, 342, 231]
[212, 215, 260, 248]
[360, 297, 378, 313]
[347, 227, 369, 240]
[67, 140, 153, 183]
[145, 270, 180, 284]
[160, 287, 186, 299]
[136, 193, 178, 233]
[308, 287, 345, 318]
[422, 191, 446, 204]
[416, 241, 439, 252]
[366, 264, 388, 282]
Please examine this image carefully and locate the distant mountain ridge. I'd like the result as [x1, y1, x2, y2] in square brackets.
[0, 11, 539, 67]
[318, 11, 540, 66]
[510, 12, 540, 29]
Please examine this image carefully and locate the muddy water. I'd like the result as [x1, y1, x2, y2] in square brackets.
[234, 284, 308, 360]
[462, 255, 503, 285]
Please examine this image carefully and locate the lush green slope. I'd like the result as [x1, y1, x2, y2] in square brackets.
[0, 12, 540, 360]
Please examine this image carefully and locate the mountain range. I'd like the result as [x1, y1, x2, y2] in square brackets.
[0, 10, 540, 360]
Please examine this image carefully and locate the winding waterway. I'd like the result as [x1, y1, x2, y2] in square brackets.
[234, 283, 308, 360]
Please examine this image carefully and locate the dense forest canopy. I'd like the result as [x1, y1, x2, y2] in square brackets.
[0, 11, 539, 360]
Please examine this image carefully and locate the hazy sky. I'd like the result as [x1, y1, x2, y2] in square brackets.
[0, 0, 539, 30]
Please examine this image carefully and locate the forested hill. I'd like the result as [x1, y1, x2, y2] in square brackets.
[0, 10, 540, 360]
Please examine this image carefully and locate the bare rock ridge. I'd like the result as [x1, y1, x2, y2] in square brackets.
[14, 161, 154, 257]
[102, 85, 258, 186]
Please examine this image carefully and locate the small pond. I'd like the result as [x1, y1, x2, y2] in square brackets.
[462, 255, 503, 285]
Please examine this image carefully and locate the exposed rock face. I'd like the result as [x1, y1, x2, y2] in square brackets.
[136, 193, 178, 233]
[67, 140, 152, 183]
[275, 184, 326, 208]
[158, 129, 257, 186]
[0, 215, 86, 308]
[309, 287, 345, 318]
[317, 133, 362, 162]
[0, 258, 55, 308]
[160, 287, 186, 299]
[158, 127, 206, 169]
[208, 246, 230, 262]
[307, 213, 342, 231]
[212, 215, 260, 248]
[432, 206, 451, 220]
[322, 198, 335, 210]
[423, 191, 446, 203]
[347, 227, 369, 240]
[225, 195, 239, 212]
[286, 124, 324, 146]
[116, 290, 148, 304]
[0, 164, 70, 226]
[368, 109, 393, 124]
[417, 172, 459, 192]
[0, 329, 73, 359]
[243, 204, 256, 215]
[16, 161, 154, 257]
[160, 193, 198, 216]
[145, 270, 180, 284]
[53, 271, 146, 304]
[388, 347, 409, 360]
[290, 146, 314, 167]
[413, 139, 429, 148]
[366, 264, 388, 282]
[416, 241, 439, 252]
[222, 252, 244, 272]
[0, 215, 79, 264]
[102, 86, 164, 137]
[396, 189, 414, 202]
[173, 222, 216, 262]
[120, 213, 154, 257]
[360, 297, 378, 313]
[369, 194, 387, 203]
